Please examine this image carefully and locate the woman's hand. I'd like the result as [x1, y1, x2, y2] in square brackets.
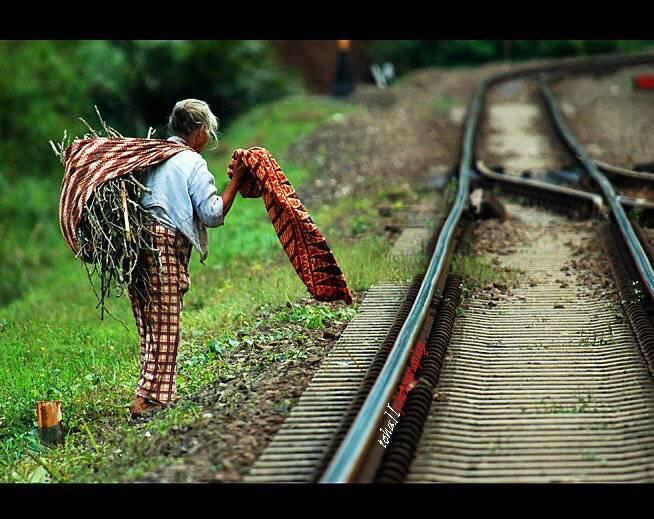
[231, 162, 249, 181]
[222, 163, 249, 217]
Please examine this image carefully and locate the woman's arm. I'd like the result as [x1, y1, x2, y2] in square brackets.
[188, 158, 247, 227]
[220, 164, 247, 217]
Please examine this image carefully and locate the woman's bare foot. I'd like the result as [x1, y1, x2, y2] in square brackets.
[129, 396, 164, 418]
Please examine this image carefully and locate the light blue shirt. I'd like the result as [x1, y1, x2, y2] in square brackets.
[140, 136, 224, 262]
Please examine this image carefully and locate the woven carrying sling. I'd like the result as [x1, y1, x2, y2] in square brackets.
[59, 138, 190, 257]
[228, 147, 353, 305]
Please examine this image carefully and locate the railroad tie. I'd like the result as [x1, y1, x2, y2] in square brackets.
[407, 204, 654, 483]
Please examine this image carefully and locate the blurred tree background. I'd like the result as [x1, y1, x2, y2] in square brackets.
[368, 40, 654, 75]
[1, 39, 653, 305]
[0, 40, 302, 180]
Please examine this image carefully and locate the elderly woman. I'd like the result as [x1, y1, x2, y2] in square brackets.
[129, 99, 247, 417]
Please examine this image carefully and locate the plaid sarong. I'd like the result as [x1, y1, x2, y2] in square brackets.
[59, 138, 190, 257]
[227, 147, 353, 305]
[129, 223, 192, 404]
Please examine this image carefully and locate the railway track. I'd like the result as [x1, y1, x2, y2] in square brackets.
[246, 53, 654, 483]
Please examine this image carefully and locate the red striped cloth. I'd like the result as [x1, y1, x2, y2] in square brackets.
[59, 138, 190, 256]
[228, 147, 353, 305]
[59, 139, 353, 305]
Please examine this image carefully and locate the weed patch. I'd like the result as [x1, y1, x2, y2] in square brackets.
[449, 253, 516, 290]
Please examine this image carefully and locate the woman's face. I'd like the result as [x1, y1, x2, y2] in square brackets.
[188, 127, 209, 152]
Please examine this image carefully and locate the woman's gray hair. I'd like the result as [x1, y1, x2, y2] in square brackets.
[167, 99, 219, 148]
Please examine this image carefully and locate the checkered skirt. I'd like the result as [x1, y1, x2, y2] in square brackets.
[128, 223, 192, 404]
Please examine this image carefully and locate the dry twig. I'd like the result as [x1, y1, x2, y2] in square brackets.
[52, 110, 161, 319]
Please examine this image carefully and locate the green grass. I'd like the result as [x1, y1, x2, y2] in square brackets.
[0, 175, 65, 304]
[0, 94, 429, 482]
[536, 394, 598, 415]
[429, 95, 457, 116]
[449, 253, 516, 290]
[211, 95, 351, 171]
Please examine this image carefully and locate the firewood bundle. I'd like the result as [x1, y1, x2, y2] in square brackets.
[50, 109, 162, 319]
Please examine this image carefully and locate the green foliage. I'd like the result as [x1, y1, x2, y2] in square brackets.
[0, 176, 65, 304]
[370, 40, 496, 72]
[369, 40, 654, 75]
[79, 40, 303, 139]
[350, 216, 371, 236]
[210, 96, 351, 167]
[0, 40, 301, 182]
[277, 303, 356, 330]
[0, 41, 90, 178]
[430, 95, 457, 115]
[445, 177, 458, 206]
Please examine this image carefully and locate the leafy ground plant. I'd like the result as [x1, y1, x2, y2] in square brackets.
[278, 303, 356, 330]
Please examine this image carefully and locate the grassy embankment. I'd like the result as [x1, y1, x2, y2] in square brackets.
[0, 95, 428, 482]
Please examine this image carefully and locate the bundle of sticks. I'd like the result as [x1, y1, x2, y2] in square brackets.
[51, 109, 162, 319]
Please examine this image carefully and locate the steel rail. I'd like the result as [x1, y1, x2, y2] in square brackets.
[320, 78, 488, 483]
[319, 52, 654, 484]
[540, 78, 654, 301]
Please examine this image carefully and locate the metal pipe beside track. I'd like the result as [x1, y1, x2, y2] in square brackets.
[475, 160, 605, 216]
[595, 159, 654, 182]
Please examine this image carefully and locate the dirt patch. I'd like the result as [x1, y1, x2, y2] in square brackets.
[470, 215, 533, 257]
[290, 97, 455, 207]
[639, 225, 654, 248]
[131, 295, 362, 483]
[464, 202, 619, 305]
[478, 80, 572, 175]
[552, 65, 654, 200]
[289, 61, 543, 208]
[552, 65, 654, 168]
[562, 222, 620, 301]
[473, 210, 618, 302]
[450, 203, 536, 311]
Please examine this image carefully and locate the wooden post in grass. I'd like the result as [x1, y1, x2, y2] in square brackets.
[36, 401, 64, 446]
